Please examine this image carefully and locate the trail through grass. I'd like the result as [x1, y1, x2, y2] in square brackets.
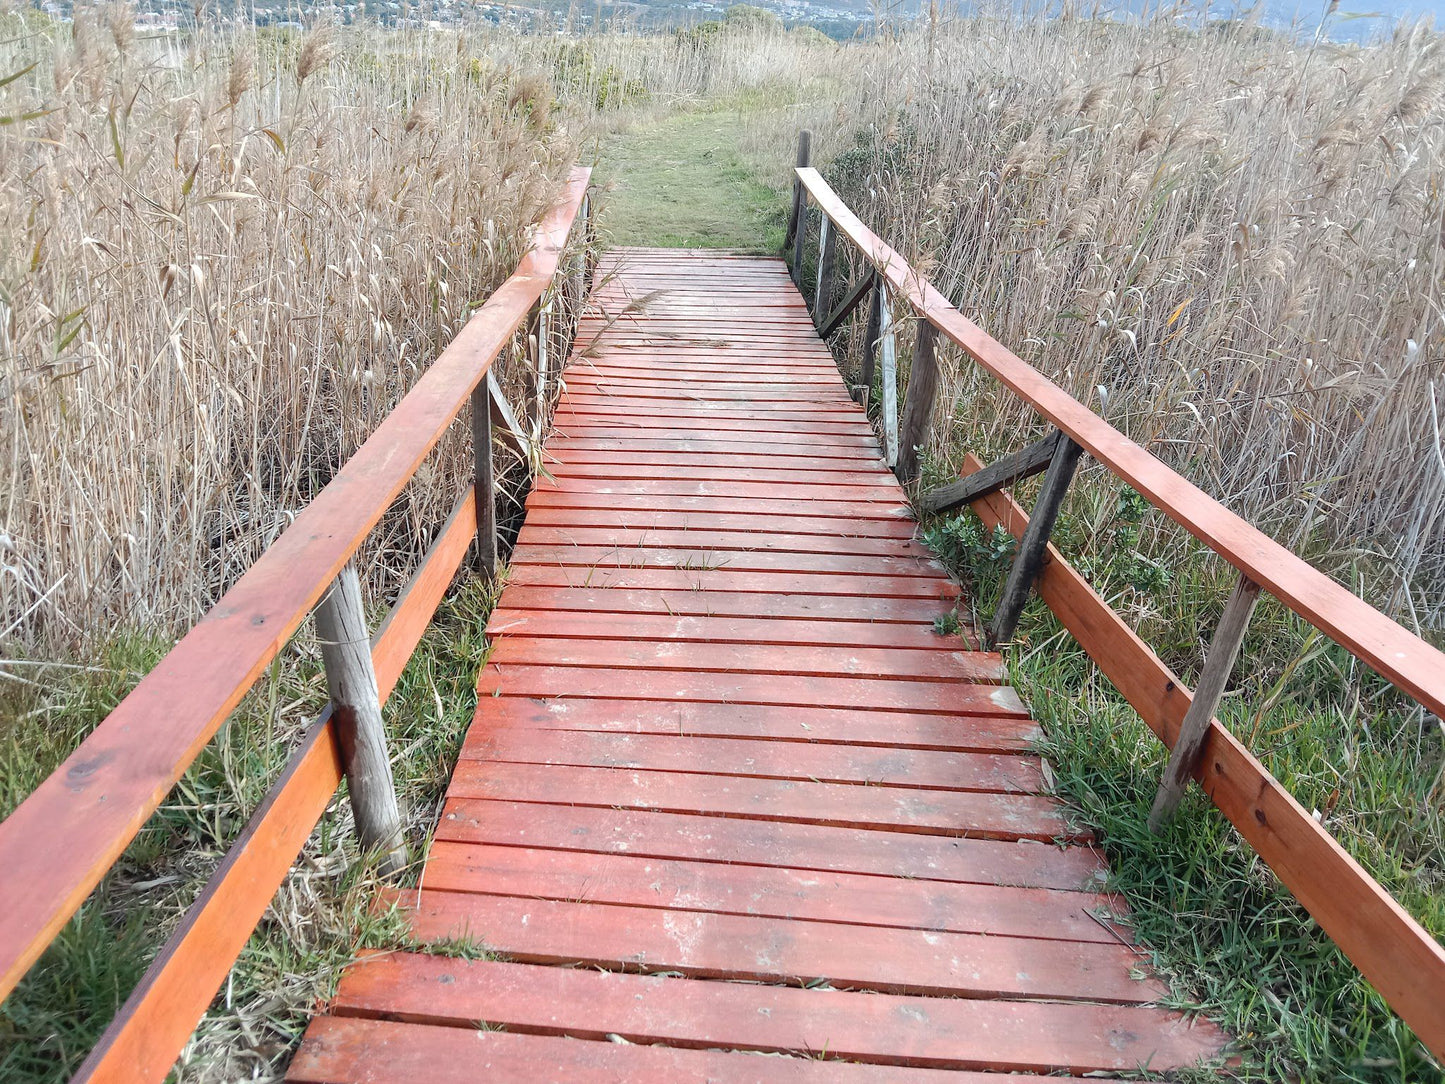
[595, 109, 787, 251]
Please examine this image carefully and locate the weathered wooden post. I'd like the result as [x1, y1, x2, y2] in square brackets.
[895, 318, 939, 483]
[528, 299, 552, 441]
[788, 131, 811, 285]
[878, 280, 899, 467]
[582, 188, 597, 293]
[814, 216, 837, 322]
[471, 373, 498, 579]
[861, 273, 882, 399]
[1148, 574, 1262, 830]
[990, 432, 1084, 645]
[314, 564, 405, 876]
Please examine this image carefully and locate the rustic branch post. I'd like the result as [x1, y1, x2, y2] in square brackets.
[528, 298, 551, 441]
[815, 215, 837, 322]
[1148, 574, 1262, 830]
[878, 280, 899, 467]
[789, 131, 812, 286]
[861, 273, 882, 399]
[990, 433, 1084, 645]
[895, 318, 939, 483]
[471, 373, 498, 579]
[314, 564, 405, 876]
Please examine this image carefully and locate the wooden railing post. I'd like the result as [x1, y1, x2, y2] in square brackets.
[877, 279, 899, 467]
[528, 298, 551, 442]
[990, 432, 1084, 645]
[1148, 574, 1262, 831]
[313, 564, 405, 876]
[861, 272, 881, 398]
[471, 373, 498, 579]
[895, 318, 939, 482]
[789, 131, 812, 285]
[814, 214, 837, 321]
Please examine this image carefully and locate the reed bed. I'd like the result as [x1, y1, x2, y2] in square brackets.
[804, 12, 1445, 625]
[0, 12, 575, 650]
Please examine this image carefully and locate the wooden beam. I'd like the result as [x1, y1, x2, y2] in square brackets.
[878, 281, 899, 468]
[784, 130, 811, 258]
[313, 564, 404, 875]
[488, 372, 529, 459]
[818, 272, 874, 340]
[895, 318, 939, 483]
[920, 431, 1062, 515]
[961, 454, 1445, 1060]
[471, 379, 498, 579]
[789, 134, 811, 287]
[861, 276, 882, 393]
[1148, 574, 1261, 831]
[990, 434, 1084, 645]
[814, 215, 838, 323]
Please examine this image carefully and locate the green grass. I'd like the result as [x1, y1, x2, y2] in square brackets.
[915, 464, 1445, 1082]
[0, 575, 502, 1081]
[595, 109, 788, 251]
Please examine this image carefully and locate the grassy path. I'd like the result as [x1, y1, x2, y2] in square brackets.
[594, 111, 787, 251]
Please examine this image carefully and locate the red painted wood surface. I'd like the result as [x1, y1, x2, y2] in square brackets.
[961, 452, 1445, 1060]
[291, 249, 1226, 1080]
[796, 166, 1445, 724]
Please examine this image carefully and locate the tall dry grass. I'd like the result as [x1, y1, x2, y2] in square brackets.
[0, 11, 575, 651]
[795, 12, 1445, 623]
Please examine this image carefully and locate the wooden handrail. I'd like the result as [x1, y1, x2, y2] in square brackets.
[0, 167, 592, 1005]
[795, 166, 1445, 720]
[793, 165, 1445, 1057]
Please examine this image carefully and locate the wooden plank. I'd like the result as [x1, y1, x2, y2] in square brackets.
[531, 482, 895, 502]
[503, 565, 957, 601]
[990, 434, 1083, 645]
[0, 170, 593, 1002]
[446, 762, 1075, 841]
[919, 431, 1062, 514]
[482, 637, 1002, 684]
[397, 891, 1157, 1002]
[962, 454, 1445, 1058]
[458, 730, 1039, 793]
[452, 695, 1040, 751]
[511, 525, 933, 558]
[421, 843, 1119, 942]
[493, 585, 953, 622]
[475, 664, 1022, 715]
[486, 608, 973, 650]
[818, 272, 875, 339]
[1148, 573, 1261, 830]
[525, 493, 915, 522]
[521, 506, 918, 537]
[326, 956, 1223, 1074]
[795, 166, 1445, 724]
[533, 465, 897, 487]
[434, 801, 1108, 891]
[75, 485, 481, 1083]
[551, 423, 880, 446]
[506, 544, 946, 579]
[288, 1015, 1061, 1083]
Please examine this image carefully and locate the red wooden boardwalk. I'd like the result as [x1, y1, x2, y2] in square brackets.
[287, 250, 1227, 1081]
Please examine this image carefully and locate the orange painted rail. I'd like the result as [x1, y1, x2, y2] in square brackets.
[793, 166, 1445, 1059]
[287, 248, 1229, 1080]
[0, 167, 592, 1082]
